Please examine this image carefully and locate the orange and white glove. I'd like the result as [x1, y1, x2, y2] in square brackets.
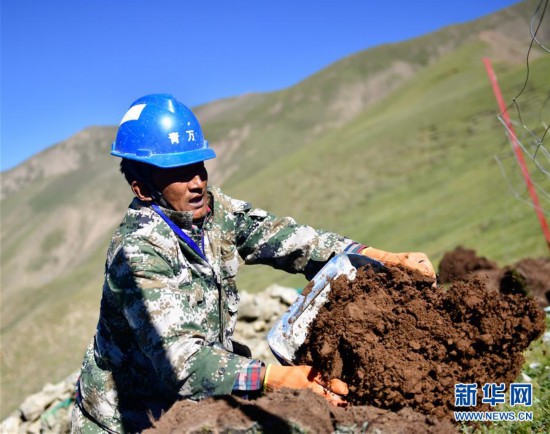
[360, 246, 436, 282]
[263, 365, 348, 406]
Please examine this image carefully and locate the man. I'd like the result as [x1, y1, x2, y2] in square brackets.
[72, 94, 435, 433]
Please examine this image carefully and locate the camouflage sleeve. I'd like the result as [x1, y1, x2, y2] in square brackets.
[107, 237, 251, 400]
[233, 206, 358, 280]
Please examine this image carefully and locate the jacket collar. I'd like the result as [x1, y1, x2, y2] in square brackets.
[160, 207, 194, 230]
[132, 191, 214, 231]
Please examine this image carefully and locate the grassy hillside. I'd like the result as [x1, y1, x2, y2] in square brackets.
[196, 1, 533, 189]
[1, 0, 548, 419]
[229, 44, 549, 292]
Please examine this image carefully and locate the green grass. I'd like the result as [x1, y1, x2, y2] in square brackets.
[461, 316, 550, 433]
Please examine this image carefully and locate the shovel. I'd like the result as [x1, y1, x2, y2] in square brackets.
[267, 252, 384, 365]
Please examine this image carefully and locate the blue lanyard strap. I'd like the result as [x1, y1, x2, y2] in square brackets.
[151, 204, 207, 262]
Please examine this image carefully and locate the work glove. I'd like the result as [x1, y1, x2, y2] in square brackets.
[360, 246, 436, 282]
[263, 365, 348, 406]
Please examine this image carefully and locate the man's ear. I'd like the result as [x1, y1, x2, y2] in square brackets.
[131, 180, 153, 201]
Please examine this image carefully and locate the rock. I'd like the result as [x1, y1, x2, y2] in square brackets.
[252, 341, 273, 361]
[0, 372, 78, 434]
[238, 292, 261, 321]
[259, 297, 284, 322]
[26, 418, 41, 434]
[253, 320, 267, 332]
[0, 414, 21, 433]
[19, 382, 67, 421]
[267, 284, 299, 305]
[40, 400, 74, 433]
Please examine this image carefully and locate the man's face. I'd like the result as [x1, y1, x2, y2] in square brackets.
[151, 162, 209, 220]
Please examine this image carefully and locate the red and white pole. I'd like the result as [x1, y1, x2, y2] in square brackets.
[483, 56, 550, 251]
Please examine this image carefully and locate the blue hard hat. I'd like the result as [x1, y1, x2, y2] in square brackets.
[111, 94, 216, 168]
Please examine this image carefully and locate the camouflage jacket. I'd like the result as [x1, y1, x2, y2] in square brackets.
[77, 186, 356, 432]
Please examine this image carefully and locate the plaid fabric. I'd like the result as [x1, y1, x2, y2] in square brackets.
[232, 360, 265, 391]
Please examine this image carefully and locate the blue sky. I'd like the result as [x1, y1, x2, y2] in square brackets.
[1, 0, 522, 171]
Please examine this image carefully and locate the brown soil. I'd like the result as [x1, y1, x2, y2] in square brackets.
[511, 257, 550, 307]
[146, 389, 456, 433]
[147, 248, 547, 433]
[438, 246, 499, 283]
[439, 246, 550, 307]
[295, 263, 545, 419]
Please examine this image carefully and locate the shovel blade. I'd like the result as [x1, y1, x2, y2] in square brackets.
[267, 253, 384, 365]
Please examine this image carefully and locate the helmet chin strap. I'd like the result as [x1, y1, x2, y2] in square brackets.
[127, 163, 175, 210]
[146, 184, 173, 210]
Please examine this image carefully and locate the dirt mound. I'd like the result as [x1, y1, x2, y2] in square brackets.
[146, 389, 456, 433]
[439, 246, 550, 307]
[147, 248, 547, 432]
[512, 257, 550, 307]
[438, 246, 498, 283]
[295, 263, 545, 419]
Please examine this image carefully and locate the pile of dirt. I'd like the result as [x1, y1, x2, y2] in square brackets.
[295, 257, 546, 419]
[146, 389, 456, 433]
[438, 245, 499, 283]
[439, 246, 550, 308]
[148, 248, 547, 432]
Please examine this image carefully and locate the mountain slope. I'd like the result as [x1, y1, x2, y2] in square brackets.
[1, 0, 547, 418]
[196, 0, 533, 188]
[229, 43, 550, 291]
